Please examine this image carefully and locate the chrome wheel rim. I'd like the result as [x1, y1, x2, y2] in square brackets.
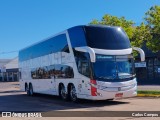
[61, 86, 67, 99]
[70, 86, 77, 101]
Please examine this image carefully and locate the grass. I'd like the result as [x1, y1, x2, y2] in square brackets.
[137, 90, 160, 97]
[138, 90, 160, 95]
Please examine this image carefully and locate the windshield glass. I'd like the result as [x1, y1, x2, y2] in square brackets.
[93, 54, 135, 81]
[85, 26, 131, 50]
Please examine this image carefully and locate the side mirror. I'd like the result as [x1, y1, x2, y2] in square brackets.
[132, 47, 145, 61]
[75, 46, 96, 62]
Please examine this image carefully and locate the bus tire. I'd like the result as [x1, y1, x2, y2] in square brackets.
[29, 83, 34, 96]
[69, 84, 78, 102]
[59, 84, 69, 101]
[25, 83, 28, 92]
[25, 83, 30, 95]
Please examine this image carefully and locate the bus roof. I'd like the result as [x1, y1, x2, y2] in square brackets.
[19, 25, 124, 52]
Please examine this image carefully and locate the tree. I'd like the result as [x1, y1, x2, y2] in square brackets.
[145, 5, 160, 52]
[90, 14, 151, 49]
[131, 22, 152, 47]
[90, 15, 134, 39]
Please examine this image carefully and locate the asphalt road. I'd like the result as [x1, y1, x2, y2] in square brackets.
[0, 82, 160, 120]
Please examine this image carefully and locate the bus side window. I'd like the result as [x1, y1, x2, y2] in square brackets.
[54, 65, 74, 79]
[76, 52, 90, 77]
[80, 61, 90, 77]
[77, 59, 90, 77]
[31, 68, 37, 79]
[48, 65, 55, 79]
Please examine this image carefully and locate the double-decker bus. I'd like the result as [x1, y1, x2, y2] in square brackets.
[19, 25, 145, 102]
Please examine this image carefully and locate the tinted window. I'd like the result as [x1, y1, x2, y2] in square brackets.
[74, 51, 91, 77]
[31, 67, 50, 79]
[92, 54, 135, 82]
[31, 64, 74, 79]
[54, 64, 74, 78]
[19, 34, 69, 62]
[68, 26, 87, 48]
[48, 65, 55, 78]
[31, 68, 37, 79]
[85, 26, 131, 50]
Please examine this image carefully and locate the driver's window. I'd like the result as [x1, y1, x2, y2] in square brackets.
[78, 61, 90, 77]
[74, 51, 91, 77]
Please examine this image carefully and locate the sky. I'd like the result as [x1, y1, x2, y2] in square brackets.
[0, 0, 159, 59]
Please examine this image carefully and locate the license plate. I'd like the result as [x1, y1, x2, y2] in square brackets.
[115, 93, 123, 98]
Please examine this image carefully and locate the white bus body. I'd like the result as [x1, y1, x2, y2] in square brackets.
[19, 25, 145, 102]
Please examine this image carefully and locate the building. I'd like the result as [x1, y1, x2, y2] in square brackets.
[135, 46, 160, 85]
[0, 57, 19, 82]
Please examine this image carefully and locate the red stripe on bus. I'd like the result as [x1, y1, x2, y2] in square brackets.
[90, 80, 97, 96]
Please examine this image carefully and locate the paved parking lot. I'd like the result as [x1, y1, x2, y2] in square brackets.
[138, 85, 160, 91]
[0, 82, 160, 120]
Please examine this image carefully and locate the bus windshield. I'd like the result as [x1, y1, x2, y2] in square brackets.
[93, 54, 135, 81]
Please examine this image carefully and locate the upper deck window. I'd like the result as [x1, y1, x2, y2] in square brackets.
[68, 26, 87, 48]
[19, 34, 69, 62]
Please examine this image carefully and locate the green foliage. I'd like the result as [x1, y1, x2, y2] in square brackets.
[131, 23, 152, 47]
[90, 15, 134, 39]
[90, 5, 160, 52]
[138, 90, 160, 95]
[90, 19, 99, 24]
[145, 5, 160, 52]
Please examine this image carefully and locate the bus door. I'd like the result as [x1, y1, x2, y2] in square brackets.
[77, 60, 91, 96]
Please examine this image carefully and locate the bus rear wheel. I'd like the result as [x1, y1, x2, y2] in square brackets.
[25, 83, 28, 92]
[25, 84, 30, 95]
[69, 84, 78, 102]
